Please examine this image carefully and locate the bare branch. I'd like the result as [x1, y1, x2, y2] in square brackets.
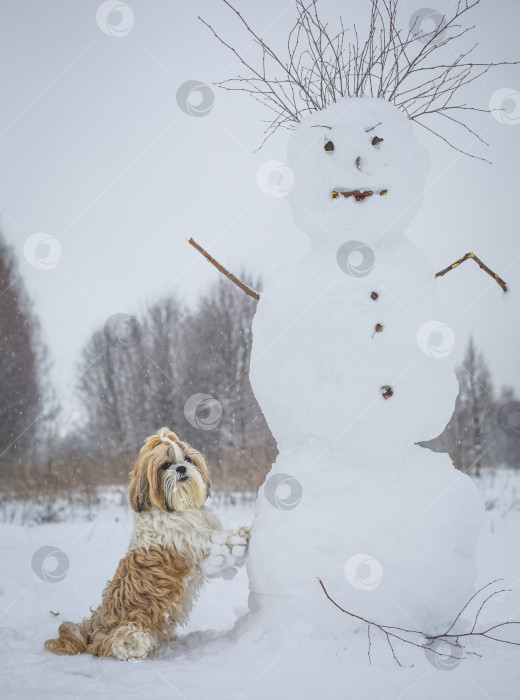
[187, 238, 260, 301]
[318, 577, 520, 667]
[187, 242, 508, 302]
[201, 0, 519, 158]
[435, 252, 508, 292]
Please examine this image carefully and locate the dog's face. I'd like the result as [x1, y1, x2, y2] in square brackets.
[129, 428, 210, 513]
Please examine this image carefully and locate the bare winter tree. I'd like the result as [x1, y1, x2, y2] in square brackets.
[424, 337, 520, 474]
[76, 329, 127, 456]
[457, 336, 496, 476]
[137, 295, 187, 436]
[494, 385, 520, 470]
[201, 0, 518, 159]
[0, 232, 45, 458]
[181, 274, 275, 490]
[76, 298, 186, 459]
[74, 278, 275, 491]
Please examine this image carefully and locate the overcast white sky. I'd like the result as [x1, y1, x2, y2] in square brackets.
[0, 0, 519, 421]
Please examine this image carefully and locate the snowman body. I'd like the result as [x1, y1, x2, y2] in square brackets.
[247, 98, 483, 633]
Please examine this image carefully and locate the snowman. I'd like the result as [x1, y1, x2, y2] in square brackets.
[245, 97, 484, 636]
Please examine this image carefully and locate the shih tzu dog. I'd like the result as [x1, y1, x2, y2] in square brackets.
[45, 428, 249, 660]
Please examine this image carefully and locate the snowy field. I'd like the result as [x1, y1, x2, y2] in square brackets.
[1, 470, 519, 700]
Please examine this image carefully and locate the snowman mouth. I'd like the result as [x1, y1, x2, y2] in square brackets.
[331, 189, 388, 202]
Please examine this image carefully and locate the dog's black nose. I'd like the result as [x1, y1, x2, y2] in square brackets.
[176, 465, 186, 475]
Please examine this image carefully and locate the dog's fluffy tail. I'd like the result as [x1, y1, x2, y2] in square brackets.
[45, 621, 88, 655]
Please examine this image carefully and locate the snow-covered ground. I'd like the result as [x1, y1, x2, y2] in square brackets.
[1, 470, 519, 700]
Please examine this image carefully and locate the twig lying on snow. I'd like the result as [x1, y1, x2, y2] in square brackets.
[187, 238, 260, 301]
[435, 251, 508, 292]
[318, 577, 520, 667]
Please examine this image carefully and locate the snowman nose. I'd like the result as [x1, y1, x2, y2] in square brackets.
[355, 156, 362, 171]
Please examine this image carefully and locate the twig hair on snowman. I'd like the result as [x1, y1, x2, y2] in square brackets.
[45, 428, 249, 661]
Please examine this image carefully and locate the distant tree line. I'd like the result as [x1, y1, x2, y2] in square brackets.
[0, 233, 51, 459]
[0, 227, 519, 500]
[71, 296, 520, 483]
[72, 274, 276, 491]
[424, 337, 520, 477]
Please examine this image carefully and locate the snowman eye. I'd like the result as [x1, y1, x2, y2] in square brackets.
[324, 141, 334, 152]
[372, 136, 384, 147]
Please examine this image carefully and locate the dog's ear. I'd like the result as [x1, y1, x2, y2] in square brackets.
[129, 458, 151, 512]
[206, 478, 212, 500]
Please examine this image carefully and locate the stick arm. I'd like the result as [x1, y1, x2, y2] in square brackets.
[435, 251, 508, 293]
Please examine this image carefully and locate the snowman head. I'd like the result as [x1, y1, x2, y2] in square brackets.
[286, 97, 429, 249]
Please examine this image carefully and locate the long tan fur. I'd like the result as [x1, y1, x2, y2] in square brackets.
[45, 428, 216, 660]
[45, 546, 191, 658]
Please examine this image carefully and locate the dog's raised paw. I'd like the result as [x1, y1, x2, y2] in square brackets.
[237, 525, 251, 542]
[231, 544, 246, 558]
[209, 542, 227, 556]
[228, 534, 248, 546]
[210, 531, 228, 545]
[201, 554, 226, 577]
